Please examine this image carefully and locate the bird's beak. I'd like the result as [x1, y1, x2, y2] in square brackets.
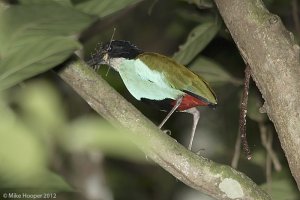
[86, 52, 109, 67]
[93, 53, 109, 65]
[102, 53, 109, 64]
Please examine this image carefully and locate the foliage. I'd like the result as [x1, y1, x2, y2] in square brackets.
[0, 3, 89, 90]
[0, 82, 70, 191]
[75, 0, 142, 18]
[0, 79, 145, 195]
[173, 20, 220, 65]
[189, 56, 242, 86]
[0, 0, 140, 91]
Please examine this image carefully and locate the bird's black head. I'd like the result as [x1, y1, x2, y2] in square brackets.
[102, 40, 143, 59]
[86, 40, 143, 68]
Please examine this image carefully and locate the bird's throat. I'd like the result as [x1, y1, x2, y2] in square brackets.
[108, 57, 126, 72]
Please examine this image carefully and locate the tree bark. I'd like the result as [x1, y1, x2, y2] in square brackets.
[57, 56, 270, 200]
[214, 0, 300, 189]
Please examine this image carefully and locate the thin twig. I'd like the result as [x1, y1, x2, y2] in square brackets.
[239, 65, 252, 160]
[266, 130, 273, 194]
[231, 130, 241, 168]
[259, 123, 282, 172]
[266, 150, 272, 193]
[148, 0, 159, 15]
[259, 122, 273, 193]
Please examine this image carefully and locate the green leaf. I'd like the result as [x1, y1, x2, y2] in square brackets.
[30, 171, 72, 191]
[19, 0, 73, 6]
[182, 0, 214, 9]
[173, 21, 220, 65]
[0, 4, 92, 50]
[250, 148, 267, 168]
[0, 94, 71, 191]
[0, 100, 47, 185]
[15, 80, 67, 138]
[62, 117, 146, 162]
[176, 8, 215, 23]
[0, 37, 80, 91]
[260, 179, 300, 200]
[75, 0, 141, 18]
[0, 4, 93, 90]
[189, 56, 242, 85]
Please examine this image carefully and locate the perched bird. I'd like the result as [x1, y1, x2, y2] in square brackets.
[88, 40, 217, 150]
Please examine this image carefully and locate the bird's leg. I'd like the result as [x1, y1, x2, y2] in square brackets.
[158, 96, 183, 129]
[183, 107, 200, 150]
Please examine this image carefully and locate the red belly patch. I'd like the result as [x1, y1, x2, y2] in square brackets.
[171, 94, 208, 111]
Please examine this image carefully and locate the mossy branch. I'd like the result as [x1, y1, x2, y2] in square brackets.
[57, 55, 270, 200]
[214, 0, 300, 189]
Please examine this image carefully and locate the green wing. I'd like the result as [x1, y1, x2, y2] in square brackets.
[137, 52, 217, 104]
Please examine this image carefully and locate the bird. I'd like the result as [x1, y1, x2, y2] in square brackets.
[88, 40, 217, 150]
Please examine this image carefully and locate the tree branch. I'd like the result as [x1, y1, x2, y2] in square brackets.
[214, 0, 300, 189]
[57, 55, 270, 200]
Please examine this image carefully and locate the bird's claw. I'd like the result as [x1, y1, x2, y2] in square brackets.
[162, 129, 172, 135]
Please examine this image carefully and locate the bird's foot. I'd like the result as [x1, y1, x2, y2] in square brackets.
[195, 148, 205, 155]
[162, 129, 172, 135]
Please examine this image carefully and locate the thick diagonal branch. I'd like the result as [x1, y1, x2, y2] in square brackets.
[214, 0, 300, 188]
[57, 56, 270, 200]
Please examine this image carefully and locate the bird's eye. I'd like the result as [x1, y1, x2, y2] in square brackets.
[107, 46, 112, 52]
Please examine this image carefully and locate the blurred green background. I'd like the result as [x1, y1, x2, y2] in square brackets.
[0, 0, 299, 199]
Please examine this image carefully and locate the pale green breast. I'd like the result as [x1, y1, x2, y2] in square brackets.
[137, 52, 217, 104]
[118, 58, 184, 101]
